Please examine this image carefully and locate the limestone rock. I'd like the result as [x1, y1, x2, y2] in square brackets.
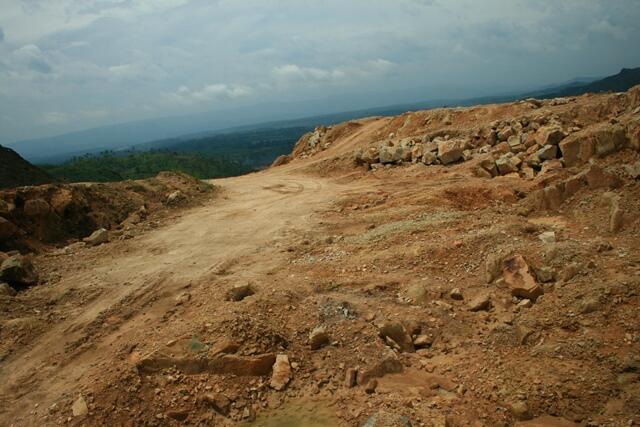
[84, 228, 109, 246]
[468, 293, 491, 312]
[437, 139, 464, 165]
[361, 147, 380, 164]
[379, 322, 415, 353]
[270, 354, 291, 391]
[72, 395, 88, 417]
[502, 255, 543, 300]
[309, 326, 330, 350]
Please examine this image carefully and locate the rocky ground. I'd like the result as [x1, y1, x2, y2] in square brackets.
[1, 87, 640, 427]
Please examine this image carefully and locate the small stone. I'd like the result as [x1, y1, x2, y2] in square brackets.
[538, 231, 556, 243]
[309, 326, 330, 350]
[83, 228, 109, 246]
[413, 335, 433, 348]
[365, 379, 378, 394]
[202, 393, 231, 415]
[509, 401, 532, 421]
[270, 354, 291, 391]
[71, 395, 88, 417]
[379, 322, 415, 353]
[449, 288, 463, 300]
[0, 255, 38, 286]
[468, 293, 491, 312]
[518, 299, 533, 308]
[503, 255, 543, 300]
[345, 368, 358, 388]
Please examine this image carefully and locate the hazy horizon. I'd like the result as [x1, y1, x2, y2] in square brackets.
[2, 0, 640, 145]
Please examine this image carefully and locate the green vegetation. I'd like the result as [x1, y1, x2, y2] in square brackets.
[42, 150, 247, 182]
[41, 126, 311, 183]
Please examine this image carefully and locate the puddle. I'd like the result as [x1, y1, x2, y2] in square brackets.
[244, 400, 341, 427]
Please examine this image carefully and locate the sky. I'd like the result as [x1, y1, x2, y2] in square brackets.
[1, 0, 640, 143]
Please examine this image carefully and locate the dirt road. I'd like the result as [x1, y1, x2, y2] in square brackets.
[0, 168, 338, 426]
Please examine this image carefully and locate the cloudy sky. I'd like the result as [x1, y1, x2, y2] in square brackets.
[1, 0, 639, 143]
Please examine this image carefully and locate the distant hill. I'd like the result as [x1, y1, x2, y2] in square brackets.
[0, 145, 54, 189]
[522, 67, 640, 99]
[10, 67, 640, 165]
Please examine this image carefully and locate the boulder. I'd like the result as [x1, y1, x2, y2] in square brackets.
[437, 139, 464, 165]
[410, 144, 424, 162]
[560, 124, 628, 167]
[493, 141, 511, 155]
[309, 326, 330, 350]
[538, 126, 566, 146]
[498, 127, 514, 141]
[502, 255, 543, 300]
[270, 354, 291, 391]
[23, 198, 50, 217]
[358, 353, 403, 385]
[496, 155, 519, 175]
[84, 228, 109, 246]
[536, 145, 558, 161]
[0, 255, 38, 286]
[0, 217, 19, 240]
[479, 158, 498, 177]
[379, 321, 415, 353]
[379, 146, 405, 164]
[422, 151, 438, 165]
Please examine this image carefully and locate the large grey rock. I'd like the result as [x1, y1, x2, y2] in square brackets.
[0, 255, 38, 286]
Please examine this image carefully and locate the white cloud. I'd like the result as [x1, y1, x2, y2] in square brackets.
[272, 59, 396, 85]
[42, 109, 109, 124]
[166, 83, 254, 105]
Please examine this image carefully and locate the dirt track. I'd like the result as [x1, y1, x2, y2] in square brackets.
[0, 169, 339, 425]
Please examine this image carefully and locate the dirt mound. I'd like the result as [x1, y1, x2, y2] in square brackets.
[0, 145, 54, 190]
[0, 171, 214, 253]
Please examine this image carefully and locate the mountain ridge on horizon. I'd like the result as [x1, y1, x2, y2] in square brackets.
[8, 67, 639, 164]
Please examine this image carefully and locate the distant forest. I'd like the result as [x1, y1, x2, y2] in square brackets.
[42, 126, 309, 182]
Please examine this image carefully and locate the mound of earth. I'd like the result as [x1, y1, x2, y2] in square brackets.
[1, 87, 639, 427]
[0, 144, 54, 190]
[0, 171, 214, 253]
